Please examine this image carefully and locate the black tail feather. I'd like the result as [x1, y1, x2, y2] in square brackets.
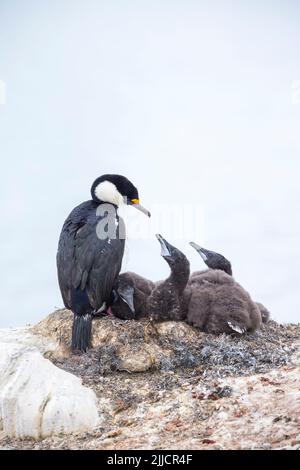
[72, 313, 92, 352]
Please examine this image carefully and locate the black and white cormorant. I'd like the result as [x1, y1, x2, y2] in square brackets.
[56, 174, 150, 351]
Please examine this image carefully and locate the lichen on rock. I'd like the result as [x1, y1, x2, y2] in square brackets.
[31, 309, 299, 377]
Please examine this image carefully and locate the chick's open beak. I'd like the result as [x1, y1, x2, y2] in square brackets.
[156, 233, 171, 257]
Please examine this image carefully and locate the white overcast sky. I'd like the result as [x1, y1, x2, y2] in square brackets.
[0, 0, 300, 327]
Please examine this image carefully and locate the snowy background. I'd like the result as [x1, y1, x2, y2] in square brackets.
[0, 0, 300, 327]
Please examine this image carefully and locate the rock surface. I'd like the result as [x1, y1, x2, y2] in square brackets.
[1, 309, 300, 449]
[0, 327, 99, 439]
[31, 309, 298, 375]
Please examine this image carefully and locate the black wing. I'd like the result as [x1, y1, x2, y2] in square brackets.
[57, 201, 125, 312]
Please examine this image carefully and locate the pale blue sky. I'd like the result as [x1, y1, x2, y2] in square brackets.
[0, 1, 300, 326]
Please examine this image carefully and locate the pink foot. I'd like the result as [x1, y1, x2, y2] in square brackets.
[106, 306, 114, 316]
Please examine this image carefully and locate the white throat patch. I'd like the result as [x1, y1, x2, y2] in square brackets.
[94, 181, 124, 206]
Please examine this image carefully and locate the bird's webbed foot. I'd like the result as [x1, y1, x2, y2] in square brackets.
[92, 302, 115, 318]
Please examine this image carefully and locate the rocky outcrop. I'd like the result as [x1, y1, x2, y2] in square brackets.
[0, 328, 99, 439]
[31, 309, 297, 375]
[1, 309, 300, 449]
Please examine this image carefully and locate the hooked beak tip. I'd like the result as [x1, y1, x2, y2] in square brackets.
[131, 202, 151, 217]
[189, 241, 201, 250]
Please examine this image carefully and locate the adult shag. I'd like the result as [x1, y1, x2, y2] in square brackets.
[56, 174, 150, 351]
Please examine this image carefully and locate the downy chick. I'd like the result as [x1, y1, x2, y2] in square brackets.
[187, 242, 264, 334]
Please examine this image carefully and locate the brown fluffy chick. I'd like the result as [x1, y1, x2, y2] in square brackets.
[187, 243, 263, 335]
[190, 242, 270, 323]
[146, 234, 190, 322]
[109, 272, 154, 320]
